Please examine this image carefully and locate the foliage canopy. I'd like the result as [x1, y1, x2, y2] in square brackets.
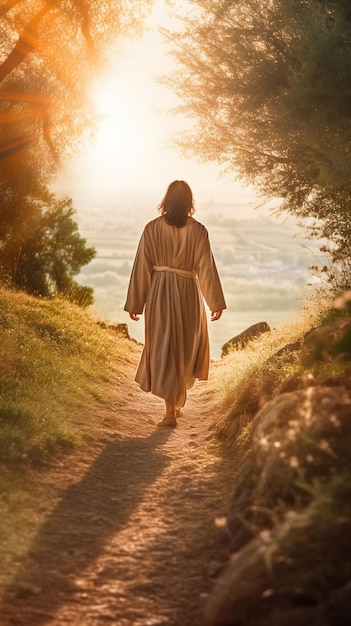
[164, 0, 351, 263]
[0, 179, 96, 304]
[0, 0, 152, 303]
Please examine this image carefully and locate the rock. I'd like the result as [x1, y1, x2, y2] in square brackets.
[276, 375, 304, 395]
[323, 580, 351, 625]
[274, 340, 302, 361]
[97, 321, 129, 336]
[107, 322, 130, 338]
[252, 389, 304, 440]
[221, 322, 271, 357]
[300, 317, 351, 365]
[204, 539, 272, 625]
[270, 607, 326, 626]
[207, 560, 226, 579]
[252, 385, 351, 442]
[248, 386, 351, 509]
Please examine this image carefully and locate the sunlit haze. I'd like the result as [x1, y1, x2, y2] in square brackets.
[59, 0, 257, 203]
[56, 0, 319, 358]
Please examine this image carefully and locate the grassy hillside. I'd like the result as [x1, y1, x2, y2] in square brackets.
[0, 287, 137, 469]
[1, 285, 351, 625]
[0, 287, 143, 597]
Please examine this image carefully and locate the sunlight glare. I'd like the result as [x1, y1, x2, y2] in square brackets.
[91, 78, 146, 181]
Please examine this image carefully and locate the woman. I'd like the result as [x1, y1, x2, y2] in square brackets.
[124, 180, 226, 427]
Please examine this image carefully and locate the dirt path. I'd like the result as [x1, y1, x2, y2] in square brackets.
[1, 355, 233, 626]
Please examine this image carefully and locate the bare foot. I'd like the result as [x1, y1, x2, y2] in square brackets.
[157, 416, 177, 428]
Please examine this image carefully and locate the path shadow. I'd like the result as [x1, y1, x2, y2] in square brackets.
[1, 428, 172, 625]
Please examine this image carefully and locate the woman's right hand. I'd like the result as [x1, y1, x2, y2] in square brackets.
[211, 310, 223, 321]
[129, 313, 140, 321]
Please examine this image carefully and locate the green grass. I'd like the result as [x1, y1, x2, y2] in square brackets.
[1, 284, 351, 616]
[0, 287, 134, 467]
[0, 286, 140, 592]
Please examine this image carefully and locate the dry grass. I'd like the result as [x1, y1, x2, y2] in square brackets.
[209, 314, 315, 439]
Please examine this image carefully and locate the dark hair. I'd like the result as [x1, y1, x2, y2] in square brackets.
[158, 180, 195, 228]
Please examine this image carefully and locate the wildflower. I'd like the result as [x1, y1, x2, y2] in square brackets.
[214, 516, 227, 528]
[259, 437, 269, 447]
[289, 456, 299, 467]
[333, 290, 351, 311]
[262, 589, 274, 598]
[319, 439, 330, 451]
[260, 530, 271, 543]
[330, 414, 341, 428]
[287, 428, 296, 441]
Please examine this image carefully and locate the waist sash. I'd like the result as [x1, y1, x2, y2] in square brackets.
[153, 265, 197, 279]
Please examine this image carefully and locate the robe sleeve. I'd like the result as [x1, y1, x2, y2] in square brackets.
[197, 229, 227, 312]
[124, 228, 153, 314]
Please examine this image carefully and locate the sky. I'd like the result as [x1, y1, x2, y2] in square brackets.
[56, 0, 320, 359]
[58, 0, 261, 211]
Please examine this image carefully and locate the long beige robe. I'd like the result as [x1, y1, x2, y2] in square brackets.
[124, 216, 226, 407]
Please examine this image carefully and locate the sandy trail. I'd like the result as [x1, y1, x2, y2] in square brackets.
[1, 356, 232, 626]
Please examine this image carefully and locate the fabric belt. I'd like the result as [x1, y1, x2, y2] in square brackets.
[153, 265, 197, 279]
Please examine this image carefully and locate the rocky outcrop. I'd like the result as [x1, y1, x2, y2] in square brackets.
[204, 537, 273, 625]
[205, 312, 351, 626]
[251, 385, 351, 506]
[221, 322, 271, 357]
[97, 321, 142, 345]
[205, 385, 351, 625]
[300, 316, 351, 365]
[97, 321, 130, 337]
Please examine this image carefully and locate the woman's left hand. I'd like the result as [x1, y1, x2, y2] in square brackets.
[211, 310, 223, 321]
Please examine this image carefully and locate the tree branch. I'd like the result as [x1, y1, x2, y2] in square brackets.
[0, 0, 24, 18]
[0, 4, 54, 84]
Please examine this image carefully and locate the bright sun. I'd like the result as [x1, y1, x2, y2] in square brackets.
[78, 6, 185, 193]
[91, 80, 146, 178]
[77, 11, 200, 194]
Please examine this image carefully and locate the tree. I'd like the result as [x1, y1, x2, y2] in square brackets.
[163, 0, 351, 264]
[0, 0, 152, 176]
[0, 0, 152, 303]
[0, 180, 96, 306]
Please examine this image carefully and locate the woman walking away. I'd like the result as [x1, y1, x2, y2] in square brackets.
[124, 180, 226, 427]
